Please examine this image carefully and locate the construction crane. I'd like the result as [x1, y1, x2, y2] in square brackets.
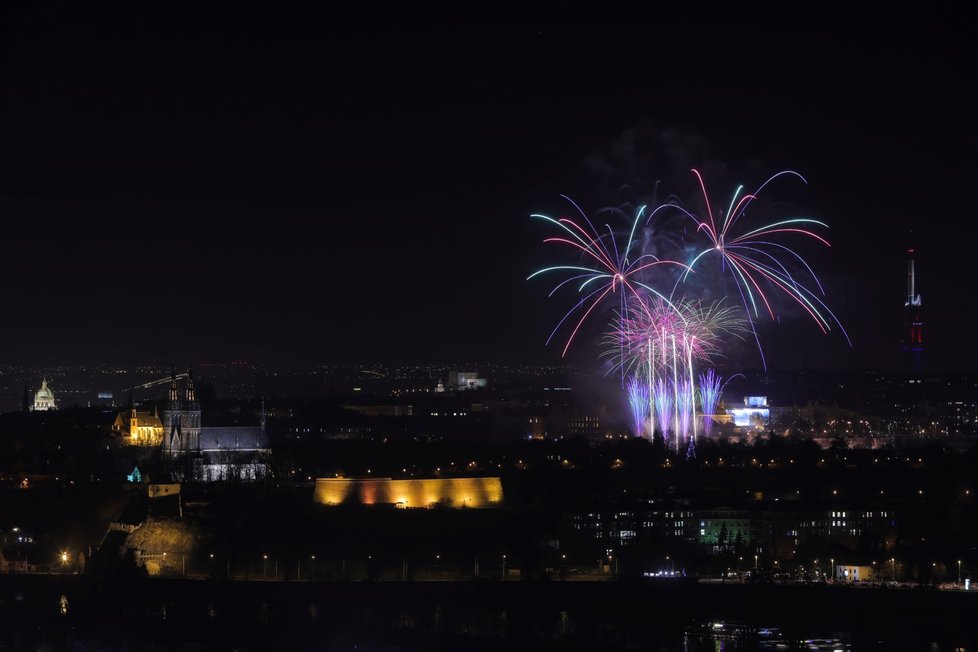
[128, 372, 189, 392]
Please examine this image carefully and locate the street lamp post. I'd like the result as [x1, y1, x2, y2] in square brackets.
[959, 560, 962, 585]
[891, 558, 895, 582]
[830, 558, 835, 582]
[502, 554, 507, 580]
[754, 554, 758, 572]
[263, 554, 268, 579]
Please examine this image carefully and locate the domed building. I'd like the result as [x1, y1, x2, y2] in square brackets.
[31, 379, 57, 412]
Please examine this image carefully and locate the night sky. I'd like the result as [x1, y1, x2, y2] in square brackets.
[1, 6, 976, 371]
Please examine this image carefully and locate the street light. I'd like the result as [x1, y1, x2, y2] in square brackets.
[830, 558, 835, 581]
[502, 554, 507, 580]
[754, 554, 758, 572]
[263, 554, 268, 579]
[959, 560, 962, 585]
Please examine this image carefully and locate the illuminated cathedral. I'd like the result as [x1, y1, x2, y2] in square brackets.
[162, 369, 271, 482]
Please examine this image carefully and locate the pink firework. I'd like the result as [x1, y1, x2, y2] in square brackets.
[528, 199, 689, 357]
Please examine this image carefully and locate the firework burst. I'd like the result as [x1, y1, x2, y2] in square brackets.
[626, 376, 650, 438]
[662, 169, 851, 369]
[698, 369, 744, 437]
[528, 168, 850, 449]
[527, 198, 688, 357]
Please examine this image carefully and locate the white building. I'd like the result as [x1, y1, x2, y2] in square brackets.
[31, 379, 57, 411]
[447, 370, 487, 390]
[727, 396, 770, 428]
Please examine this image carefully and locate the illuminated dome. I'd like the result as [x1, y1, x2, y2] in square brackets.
[32, 379, 57, 411]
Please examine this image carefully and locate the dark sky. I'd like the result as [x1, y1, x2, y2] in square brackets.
[1, 6, 975, 371]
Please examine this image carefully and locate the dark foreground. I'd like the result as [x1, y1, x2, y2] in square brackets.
[0, 575, 975, 651]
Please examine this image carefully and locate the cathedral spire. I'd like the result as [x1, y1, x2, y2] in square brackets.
[169, 367, 179, 403]
[186, 369, 197, 405]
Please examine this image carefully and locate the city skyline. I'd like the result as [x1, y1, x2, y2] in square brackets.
[2, 10, 977, 650]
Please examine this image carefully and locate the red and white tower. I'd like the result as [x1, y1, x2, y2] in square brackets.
[903, 248, 923, 369]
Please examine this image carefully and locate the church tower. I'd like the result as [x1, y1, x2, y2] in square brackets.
[182, 369, 201, 452]
[163, 368, 182, 455]
[163, 369, 201, 482]
[162, 367, 202, 459]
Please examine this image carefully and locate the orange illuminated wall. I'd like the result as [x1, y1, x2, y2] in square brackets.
[313, 477, 504, 508]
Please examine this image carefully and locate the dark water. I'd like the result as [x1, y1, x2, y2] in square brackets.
[0, 576, 974, 651]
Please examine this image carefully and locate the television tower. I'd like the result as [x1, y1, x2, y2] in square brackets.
[902, 247, 923, 370]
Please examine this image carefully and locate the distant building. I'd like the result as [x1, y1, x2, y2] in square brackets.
[697, 508, 752, 551]
[113, 404, 165, 446]
[571, 506, 694, 546]
[727, 396, 771, 429]
[31, 379, 57, 411]
[757, 507, 896, 560]
[314, 477, 504, 508]
[199, 424, 271, 482]
[445, 370, 487, 390]
[835, 564, 875, 583]
[163, 370, 201, 456]
[162, 369, 271, 482]
[0, 527, 36, 574]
